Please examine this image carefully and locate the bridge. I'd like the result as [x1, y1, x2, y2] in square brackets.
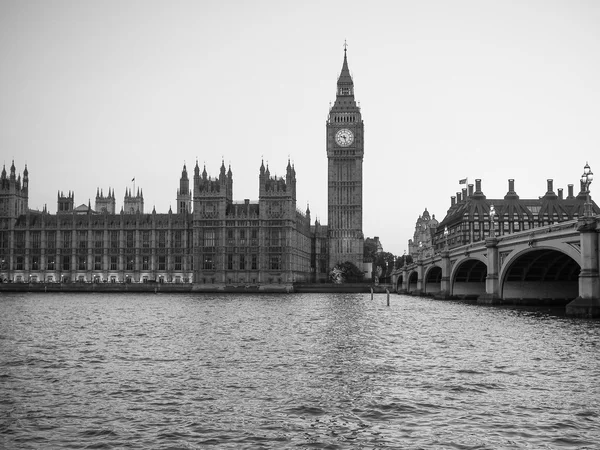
[391, 216, 600, 318]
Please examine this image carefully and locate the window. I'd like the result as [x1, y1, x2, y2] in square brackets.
[15, 232, 25, 250]
[204, 255, 214, 270]
[227, 229, 234, 245]
[62, 255, 70, 271]
[16, 256, 24, 270]
[227, 254, 233, 270]
[270, 256, 280, 270]
[174, 231, 182, 249]
[270, 229, 280, 247]
[142, 256, 149, 270]
[78, 256, 86, 270]
[32, 232, 41, 249]
[126, 231, 134, 249]
[158, 231, 166, 248]
[240, 230, 246, 245]
[78, 231, 87, 250]
[175, 256, 182, 271]
[159, 256, 166, 270]
[110, 231, 118, 249]
[94, 231, 103, 249]
[110, 256, 117, 271]
[94, 256, 102, 270]
[204, 230, 215, 247]
[47, 256, 55, 271]
[47, 231, 56, 250]
[252, 255, 257, 270]
[239, 254, 245, 270]
[142, 231, 150, 248]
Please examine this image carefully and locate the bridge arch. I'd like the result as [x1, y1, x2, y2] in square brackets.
[500, 246, 580, 302]
[407, 270, 418, 294]
[450, 256, 488, 298]
[423, 264, 442, 295]
[395, 273, 404, 292]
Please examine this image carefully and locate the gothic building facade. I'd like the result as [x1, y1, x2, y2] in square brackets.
[0, 49, 365, 285]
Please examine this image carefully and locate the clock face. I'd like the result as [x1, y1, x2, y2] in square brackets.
[335, 128, 354, 147]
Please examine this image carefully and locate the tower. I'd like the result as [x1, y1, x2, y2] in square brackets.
[177, 164, 192, 214]
[124, 187, 144, 214]
[326, 45, 364, 269]
[95, 187, 116, 213]
[57, 190, 74, 214]
[0, 161, 29, 221]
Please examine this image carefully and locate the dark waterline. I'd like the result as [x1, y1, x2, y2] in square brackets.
[1, 293, 599, 449]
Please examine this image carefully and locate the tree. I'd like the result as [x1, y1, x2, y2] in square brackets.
[395, 254, 413, 268]
[330, 261, 364, 283]
[373, 252, 395, 280]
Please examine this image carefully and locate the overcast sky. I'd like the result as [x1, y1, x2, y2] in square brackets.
[1, 0, 599, 256]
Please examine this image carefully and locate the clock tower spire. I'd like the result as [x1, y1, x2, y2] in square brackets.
[326, 44, 364, 271]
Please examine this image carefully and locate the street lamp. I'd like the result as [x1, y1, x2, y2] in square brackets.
[443, 226, 449, 250]
[418, 241, 423, 260]
[489, 205, 496, 237]
[581, 162, 594, 217]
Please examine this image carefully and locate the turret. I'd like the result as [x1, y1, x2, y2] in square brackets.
[177, 164, 192, 214]
[124, 184, 144, 214]
[0, 161, 29, 219]
[57, 190, 74, 213]
[95, 186, 116, 213]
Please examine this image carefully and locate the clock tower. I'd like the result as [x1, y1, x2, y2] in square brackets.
[327, 45, 364, 270]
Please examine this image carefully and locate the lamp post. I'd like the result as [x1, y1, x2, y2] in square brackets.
[418, 241, 423, 260]
[581, 162, 594, 217]
[443, 226, 449, 250]
[489, 205, 496, 237]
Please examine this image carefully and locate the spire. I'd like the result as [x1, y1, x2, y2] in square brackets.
[337, 41, 354, 95]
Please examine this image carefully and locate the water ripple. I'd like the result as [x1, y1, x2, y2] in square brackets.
[1, 293, 599, 448]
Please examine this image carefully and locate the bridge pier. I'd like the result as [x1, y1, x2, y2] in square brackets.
[567, 218, 600, 317]
[438, 250, 451, 299]
[415, 259, 424, 295]
[478, 237, 501, 305]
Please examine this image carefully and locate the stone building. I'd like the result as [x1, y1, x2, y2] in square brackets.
[0, 48, 366, 285]
[408, 208, 439, 259]
[433, 178, 599, 251]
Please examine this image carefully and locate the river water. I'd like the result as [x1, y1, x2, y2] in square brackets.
[1, 293, 599, 449]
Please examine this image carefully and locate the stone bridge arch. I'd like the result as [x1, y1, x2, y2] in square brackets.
[450, 255, 488, 298]
[499, 245, 581, 303]
[407, 270, 418, 294]
[395, 273, 404, 292]
[423, 264, 442, 295]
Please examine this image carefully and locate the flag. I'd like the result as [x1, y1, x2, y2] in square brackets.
[459, 178, 467, 184]
[132, 177, 135, 182]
